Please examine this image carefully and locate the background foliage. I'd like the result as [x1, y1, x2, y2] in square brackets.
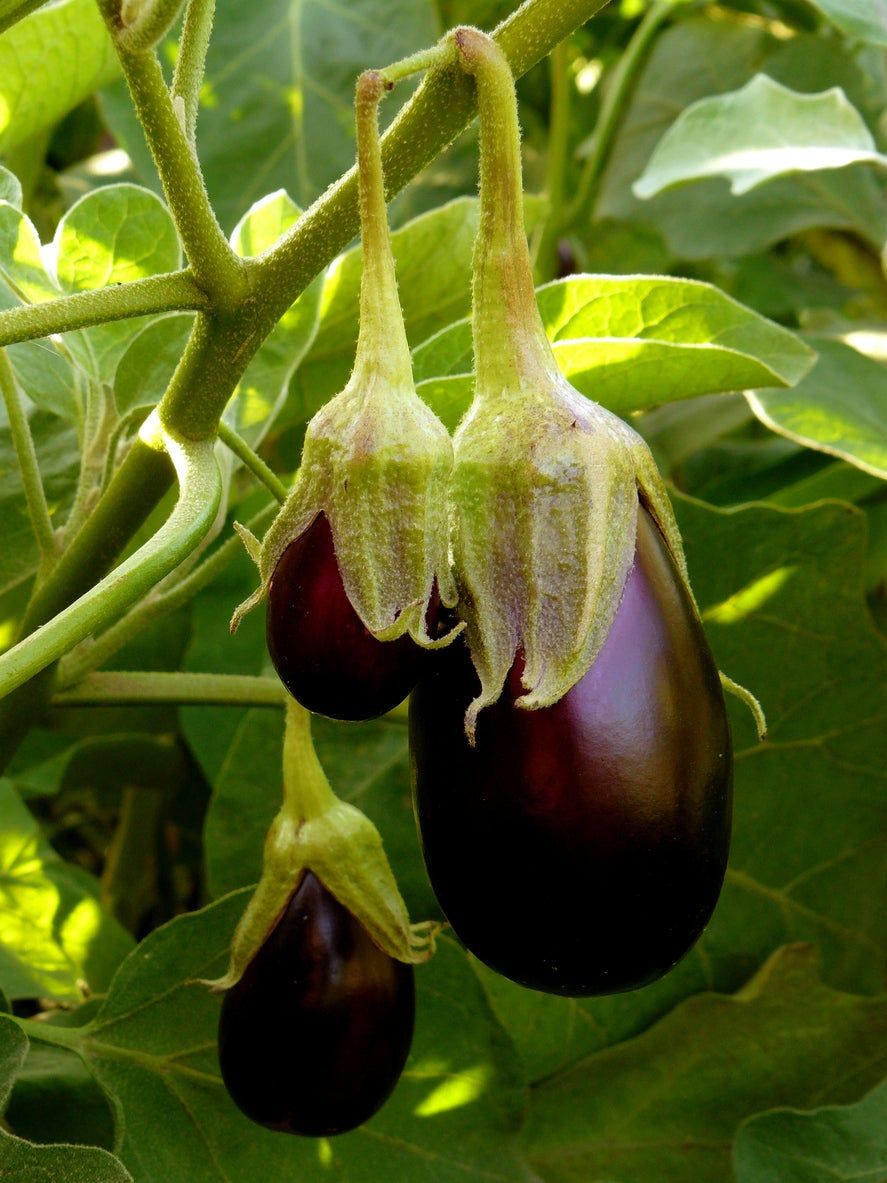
[0, 0, 885, 1180]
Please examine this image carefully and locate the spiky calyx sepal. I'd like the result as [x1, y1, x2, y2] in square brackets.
[451, 365, 691, 740]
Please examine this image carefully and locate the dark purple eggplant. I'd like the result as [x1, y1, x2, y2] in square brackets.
[267, 513, 433, 721]
[410, 506, 732, 996]
[218, 871, 415, 1136]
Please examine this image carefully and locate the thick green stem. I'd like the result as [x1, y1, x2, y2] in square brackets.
[55, 670, 286, 707]
[0, 270, 207, 348]
[171, 0, 215, 144]
[352, 70, 413, 388]
[0, 350, 57, 566]
[455, 26, 554, 395]
[97, 1, 245, 308]
[564, 0, 673, 226]
[0, 415, 221, 699]
[217, 421, 286, 502]
[282, 698, 337, 822]
[56, 501, 277, 687]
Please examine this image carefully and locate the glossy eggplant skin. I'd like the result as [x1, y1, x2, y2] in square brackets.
[410, 507, 732, 996]
[218, 871, 415, 1136]
[267, 514, 432, 721]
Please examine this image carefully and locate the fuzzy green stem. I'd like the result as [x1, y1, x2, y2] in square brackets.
[96, 2, 245, 308]
[171, 0, 215, 144]
[0, 415, 221, 698]
[378, 44, 449, 86]
[56, 501, 277, 687]
[282, 698, 338, 822]
[0, 350, 57, 566]
[352, 70, 413, 388]
[54, 670, 287, 707]
[564, 0, 674, 226]
[454, 26, 554, 394]
[118, 0, 185, 52]
[0, 271, 207, 348]
[216, 421, 286, 502]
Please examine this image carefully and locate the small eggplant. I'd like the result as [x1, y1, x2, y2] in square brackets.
[267, 514, 433, 721]
[410, 506, 732, 996]
[218, 870, 415, 1136]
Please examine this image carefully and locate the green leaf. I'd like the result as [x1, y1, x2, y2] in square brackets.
[734, 1075, 887, 1182]
[0, 0, 117, 153]
[63, 893, 529, 1182]
[0, 1016, 132, 1181]
[634, 76, 887, 198]
[5, 1039, 115, 1150]
[100, 0, 440, 232]
[0, 166, 22, 207]
[597, 20, 887, 258]
[290, 196, 545, 420]
[6, 731, 186, 801]
[806, 0, 887, 47]
[748, 336, 887, 479]
[524, 946, 887, 1183]
[0, 780, 133, 1001]
[477, 498, 887, 1082]
[225, 191, 322, 448]
[412, 275, 815, 424]
[53, 184, 181, 384]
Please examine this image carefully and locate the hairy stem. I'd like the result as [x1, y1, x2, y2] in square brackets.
[171, 0, 216, 144]
[0, 416, 222, 699]
[0, 271, 207, 348]
[57, 501, 277, 687]
[97, 1, 246, 307]
[217, 421, 287, 502]
[55, 670, 287, 707]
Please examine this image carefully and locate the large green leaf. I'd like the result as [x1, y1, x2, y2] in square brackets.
[0, 780, 133, 1001]
[476, 497, 887, 1082]
[0, 0, 117, 153]
[634, 77, 887, 198]
[734, 1075, 887, 1182]
[806, 0, 887, 46]
[0, 1014, 132, 1181]
[54, 894, 531, 1183]
[100, 0, 440, 233]
[53, 184, 182, 384]
[411, 274, 814, 428]
[524, 946, 887, 1183]
[596, 20, 887, 258]
[748, 336, 887, 478]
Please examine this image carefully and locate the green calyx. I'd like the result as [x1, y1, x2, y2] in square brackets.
[451, 27, 695, 738]
[232, 70, 456, 646]
[206, 700, 436, 993]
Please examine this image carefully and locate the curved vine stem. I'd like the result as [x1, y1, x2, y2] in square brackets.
[0, 413, 222, 698]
